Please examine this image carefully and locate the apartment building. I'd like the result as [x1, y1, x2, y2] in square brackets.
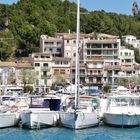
[52, 57, 71, 84]
[29, 53, 53, 92]
[70, 60, 86, 85]
[122, 35, 140, 48]
[38, 33, 140, 90]
[119, 48, 135, 77]
[104, 59, 121, 86]
[83, 38, 121, 87]
[40, 35, 63, 57]
[84, 39, 120, 60]
[85, 57, 104, 89]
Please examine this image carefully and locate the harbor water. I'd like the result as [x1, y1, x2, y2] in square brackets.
[1, 126, 140, 140]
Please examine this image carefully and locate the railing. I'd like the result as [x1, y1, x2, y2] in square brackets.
[104, 65, 121, 70]
[41, 75, 51, 79]
[41, 67, 50, 71]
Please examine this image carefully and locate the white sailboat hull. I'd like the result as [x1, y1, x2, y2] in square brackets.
[0, 112, 19, 128]
[60, 111, 99, 129]
[21, 110, 59, 129]
[104, 113, 140, 127]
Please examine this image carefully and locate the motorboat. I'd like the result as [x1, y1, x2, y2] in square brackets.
[0, 108, 20, 128]
[21, 95, 61, 129]
[0, 95, 28, 128]
[104, 92, 140, 127]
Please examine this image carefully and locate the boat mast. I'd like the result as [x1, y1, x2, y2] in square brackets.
[75, 0, 80, 109]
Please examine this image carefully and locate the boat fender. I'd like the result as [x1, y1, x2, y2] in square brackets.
[53, 115, 57, 125]
[128, 112, 133, 116]
[92, 107, 96, 112]
[10, 105, 18, 110]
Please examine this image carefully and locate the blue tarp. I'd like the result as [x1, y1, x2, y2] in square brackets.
[87, 89, 103, 94]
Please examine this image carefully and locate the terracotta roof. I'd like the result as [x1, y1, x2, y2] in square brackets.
[0, 62, 16, 67]
[16, 63, 33, 68]
[0, 61, 32, 69]
[31, 53, 51, 56]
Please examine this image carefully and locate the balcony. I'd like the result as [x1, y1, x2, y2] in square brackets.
[107, 73, 112, 77]
[41, 67, 50, 71]
[104, 65, 121, 70]
[87, 73, 103, 76]
[41, 75, 51, 79]
[121, 66, 135, 71]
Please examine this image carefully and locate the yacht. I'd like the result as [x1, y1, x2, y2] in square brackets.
[0, 95, 28, 128]
[104, 90, 140, 127]
[20, 95, 61, 129]
[0, 105, 20, 128]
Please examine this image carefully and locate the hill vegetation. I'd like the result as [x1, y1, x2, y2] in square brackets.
[0, 0, 140, 62]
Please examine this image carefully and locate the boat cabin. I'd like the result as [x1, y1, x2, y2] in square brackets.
[29, 96, 61, 111]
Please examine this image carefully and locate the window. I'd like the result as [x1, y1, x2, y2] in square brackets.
[49, 48, 52, 51]
[90, 70, 92, 75]
[125, 52, 128, 56]
[35, 63, 40, 67]
[41, 56, 45, 58]
[46, 56, 50, 58]
[43, 71, 47, 76]
[103, 44, 112, 48]
[57, 42, 62, 46]
[114, 43, 117, 48]
[54, 69, 59, 74]
[55, 61, 60, 64]
[64, 61, 68, 65]
[87, 50, 90, 55]
[45, 79, 47, 85]
[87, 43, 90, 48]
[34, 56, 38, 58]
[57, 48, 61, 52]
[60, 69, 65, 74]
[91, 44, 101, 48]
[43, 63, 48, 67]
[35, 80, 39, 86]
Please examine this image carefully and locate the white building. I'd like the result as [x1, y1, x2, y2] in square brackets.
[119, 48, 136, 77]
[123, 35, 140, 48]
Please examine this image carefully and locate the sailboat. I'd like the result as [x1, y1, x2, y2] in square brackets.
[0, 67, 20, 128]
[59, 0, 100, 129]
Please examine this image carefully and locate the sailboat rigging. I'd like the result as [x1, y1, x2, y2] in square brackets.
[60, 0, 100, 129]
[75, 0, 80, 110]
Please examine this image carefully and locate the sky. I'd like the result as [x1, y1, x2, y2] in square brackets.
[0, 0, 139, 15]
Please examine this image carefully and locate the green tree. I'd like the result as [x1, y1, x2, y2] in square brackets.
[53, 75, 66, 87]
[20, 69, 35, 92]
[103, 85, 111, 93]
[116, 77, 129, 86]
